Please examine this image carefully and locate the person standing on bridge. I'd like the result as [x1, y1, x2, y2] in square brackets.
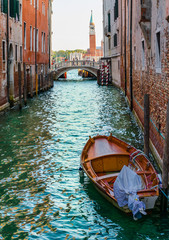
[93, 58, 95, 67]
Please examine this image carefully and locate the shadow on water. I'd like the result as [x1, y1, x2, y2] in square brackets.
[80, 175, 169, 240]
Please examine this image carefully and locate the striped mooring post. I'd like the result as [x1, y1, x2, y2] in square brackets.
[106, 62, 109, 86]
[101, 61, 104, 86]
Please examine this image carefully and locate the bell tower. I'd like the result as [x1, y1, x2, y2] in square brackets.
[89, 10, 96, 56]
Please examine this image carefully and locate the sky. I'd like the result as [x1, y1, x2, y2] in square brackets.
[52, 0, 103, 51]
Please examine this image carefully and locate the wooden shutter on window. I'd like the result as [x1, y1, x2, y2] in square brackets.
[16, 0, 19, 20]
[2, 0, 8, 14]
[10, 0, 16, 18]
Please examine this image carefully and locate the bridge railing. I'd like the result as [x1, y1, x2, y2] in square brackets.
[54, 60, 100, 70]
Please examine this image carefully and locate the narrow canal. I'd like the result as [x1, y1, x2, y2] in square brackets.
[0, 70, 168, 240]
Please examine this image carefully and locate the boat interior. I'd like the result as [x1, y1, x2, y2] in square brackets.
[84, 152, 158, 194]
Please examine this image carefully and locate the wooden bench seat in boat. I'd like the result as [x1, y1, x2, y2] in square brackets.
[87, 154, 130, 173]
[94, 172, 119, 181]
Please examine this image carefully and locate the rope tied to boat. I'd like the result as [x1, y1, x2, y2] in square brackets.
[150, 182, 169, 201]
[130, 150, 148, 164]
[158, 186, 169, 201]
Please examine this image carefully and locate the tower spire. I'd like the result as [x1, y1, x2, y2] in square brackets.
[90, 10, 94, 24]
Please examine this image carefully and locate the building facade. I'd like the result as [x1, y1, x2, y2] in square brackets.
[0, 0, 23, 110]
[22, 0, 52, 96]
[103, 0, 121, 86]
[103, 0, 169, 165]
[0, 0, 52, 112]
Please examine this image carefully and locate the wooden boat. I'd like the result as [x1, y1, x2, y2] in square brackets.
[81, 134, 159, 216]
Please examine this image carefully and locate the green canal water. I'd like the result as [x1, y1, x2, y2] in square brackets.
[0, 70, 169, 239]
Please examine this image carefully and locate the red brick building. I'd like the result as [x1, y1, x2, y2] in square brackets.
[22, 0, 51, 95]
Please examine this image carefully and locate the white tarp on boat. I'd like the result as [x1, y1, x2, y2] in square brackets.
[114, 165, 146, 219]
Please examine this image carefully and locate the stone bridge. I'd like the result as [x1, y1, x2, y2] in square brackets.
[52, 60, 100, 80]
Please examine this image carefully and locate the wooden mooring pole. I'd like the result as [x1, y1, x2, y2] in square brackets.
[23, 63, 27, 106]
[18, 62, 22, 109]
[144, 94, 150, 158]
[161, 100, 169, 212]
[97, 69, 101, 85]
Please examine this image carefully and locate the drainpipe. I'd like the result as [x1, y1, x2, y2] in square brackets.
[103, 0, 105, 57]
[121, 0, 122, 55]
[6, 0, 9, 102]
[48, 0, 51, 70]
[35, 0, 38, 95]
[124, 0, 127, 96]
[120, 0, 123, 85]
[130, 0, 133, 111]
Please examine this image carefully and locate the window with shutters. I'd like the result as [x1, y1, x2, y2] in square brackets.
[19, 3, 22, 24]
[114, 0, 118, 21]
[108, 12, 111, 32]
[33, 28, 35, 52]
[1, 0, 8, 14]
[24, 22, 26, 50]
[30, 26, 32, 51]
[41, 32, 44, 53]
[114, 33, 117, 47]
[156, 31, 161, 73]
[15, 45, 18, 62]
[10, 0, 16, 18]
[142, 40, 145, 70]
[8, 0, 20, 19]
[36, 29, 39, 52]
[44, 33, 45, 53]
[20, 46, 22, 62]
[16, 0, 20, 20]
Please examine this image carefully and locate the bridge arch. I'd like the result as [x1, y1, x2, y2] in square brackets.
[53, 60, 99, 80]
[56, 67, 97, 79]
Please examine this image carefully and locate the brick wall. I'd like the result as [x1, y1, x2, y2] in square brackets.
[121, 0, 169, 163]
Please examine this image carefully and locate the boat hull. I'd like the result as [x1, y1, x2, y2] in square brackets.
[81, 135, 159, 215]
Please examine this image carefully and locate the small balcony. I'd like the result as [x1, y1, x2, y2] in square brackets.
[104, 26, 111, 37]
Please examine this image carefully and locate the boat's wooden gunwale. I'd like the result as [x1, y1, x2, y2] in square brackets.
[81, 135, 159, 213]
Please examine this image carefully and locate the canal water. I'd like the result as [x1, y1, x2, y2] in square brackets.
[0, 70, 168, 239]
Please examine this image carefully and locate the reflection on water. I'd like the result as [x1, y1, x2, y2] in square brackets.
[0, 72, 168, 239]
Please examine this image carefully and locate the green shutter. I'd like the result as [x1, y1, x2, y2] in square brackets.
[10, 0, 16, 18]
[2, 0, 8, 14]
[108, 13, 111, 32]
[16, 0, 19, 20]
